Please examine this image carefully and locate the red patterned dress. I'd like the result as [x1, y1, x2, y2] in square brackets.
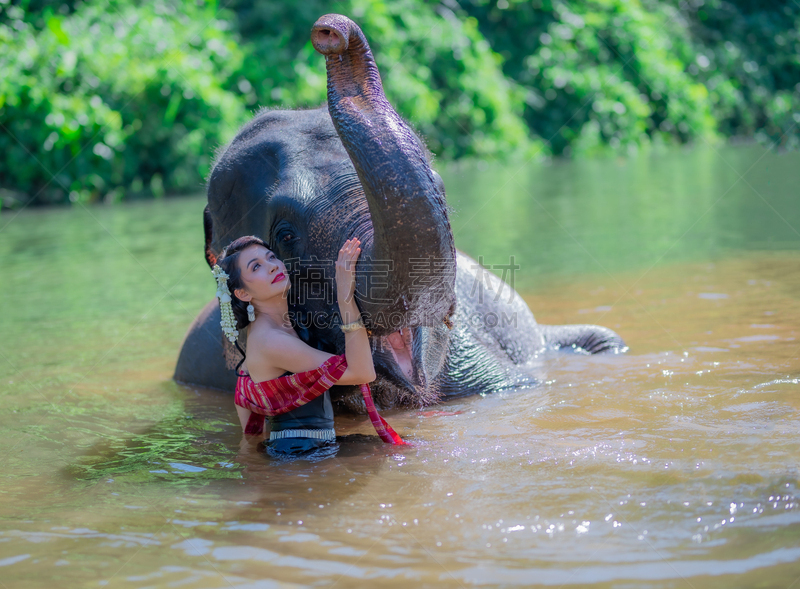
[235, 354, 406, 449]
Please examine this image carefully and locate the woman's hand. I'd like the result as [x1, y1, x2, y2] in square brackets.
[335, 238, 361, 303]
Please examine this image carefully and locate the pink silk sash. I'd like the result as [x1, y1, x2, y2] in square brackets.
[234, 354, 406, 445]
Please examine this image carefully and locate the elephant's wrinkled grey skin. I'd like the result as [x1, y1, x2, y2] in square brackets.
[173, 14, 626, 411]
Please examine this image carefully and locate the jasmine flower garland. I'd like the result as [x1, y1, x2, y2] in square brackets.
[212, 265, 239, 342]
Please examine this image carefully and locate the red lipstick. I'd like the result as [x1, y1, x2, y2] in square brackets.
[272, 272, 286, 284]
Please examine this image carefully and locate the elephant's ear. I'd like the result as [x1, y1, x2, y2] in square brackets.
[204, 205, 217, 267]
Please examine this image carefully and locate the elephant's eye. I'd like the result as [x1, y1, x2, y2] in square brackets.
[282, 233, 294, 243]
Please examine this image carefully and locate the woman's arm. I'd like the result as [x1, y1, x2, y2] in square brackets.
[334, 238, 376, 385]
[236, 405, 258, 433]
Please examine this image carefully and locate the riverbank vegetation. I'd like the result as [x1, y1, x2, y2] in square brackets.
[1, 0, 797, 205]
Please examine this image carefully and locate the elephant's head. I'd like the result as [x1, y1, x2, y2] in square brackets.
[203, 14, 457, 410]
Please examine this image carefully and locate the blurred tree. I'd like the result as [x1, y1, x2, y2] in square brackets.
[662, 0, 799, 150]
[0, 0, 246, 205]
[459, 0, 717, 155]
[459, 0, 798, 154]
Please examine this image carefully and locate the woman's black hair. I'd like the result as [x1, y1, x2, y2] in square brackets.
[217, 235, 271, 372]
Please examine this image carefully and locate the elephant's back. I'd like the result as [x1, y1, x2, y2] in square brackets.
[454, 251, 542, 345]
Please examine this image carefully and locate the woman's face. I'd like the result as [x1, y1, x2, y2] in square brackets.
[236, 244, 290, 300]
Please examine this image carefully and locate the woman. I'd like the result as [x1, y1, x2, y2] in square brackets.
[213, 235, 401, 455]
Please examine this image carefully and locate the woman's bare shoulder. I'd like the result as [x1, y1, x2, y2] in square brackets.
[246, 321, 297, 355]
[244, 323, 298, 380]
[246, 320, 332, 377]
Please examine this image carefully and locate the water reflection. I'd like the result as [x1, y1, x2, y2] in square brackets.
[443, 145, 800, 289]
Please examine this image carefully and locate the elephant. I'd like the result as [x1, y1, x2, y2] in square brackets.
[174, 14, 626, 413]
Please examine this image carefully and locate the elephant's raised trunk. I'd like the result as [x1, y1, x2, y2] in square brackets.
[311, 14, 456, 335]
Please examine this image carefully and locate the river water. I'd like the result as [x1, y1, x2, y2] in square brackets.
[1, 145, 798, 588]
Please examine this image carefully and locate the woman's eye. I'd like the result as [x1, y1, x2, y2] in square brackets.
[253, 263, 260, 270]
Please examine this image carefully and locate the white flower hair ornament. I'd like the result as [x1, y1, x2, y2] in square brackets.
[212, 265, 239, 343]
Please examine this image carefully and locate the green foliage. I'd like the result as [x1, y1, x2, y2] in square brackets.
[0, 0, 247, 205]
[460, 0, 717, 155]
[0, 0, 798, 205]
[663, 0, 800, 150]
[461, 0, 798, 155]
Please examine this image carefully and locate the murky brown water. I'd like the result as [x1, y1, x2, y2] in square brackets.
[1, 145, 799, 587]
